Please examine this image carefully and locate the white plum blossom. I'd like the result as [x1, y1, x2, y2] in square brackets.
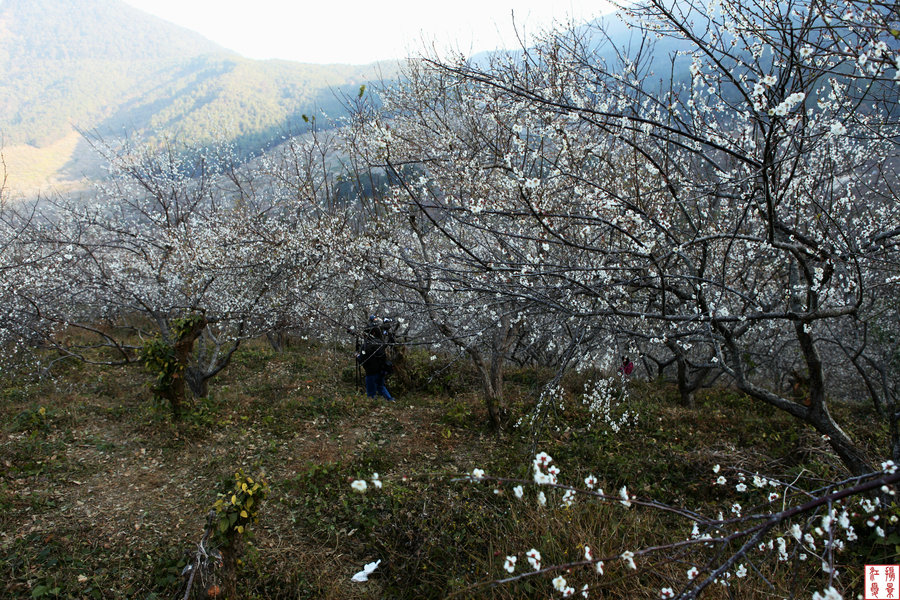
[526, 548, 542, 570]
[838, 512, 850, 529]
[861, 498, 880, 513]
[351, 480, 368, 493]
[811, 587, 842, 600]
[534, 452, 553, 468]
[773, 92, 805, 116]
[533, 455, 557, 486]
[776, 537, 788, 561]
[503, 555, 517, 573]
[689, 59, 701, 76]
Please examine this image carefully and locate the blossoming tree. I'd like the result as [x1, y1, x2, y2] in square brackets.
[11, 136, 356, 416]
[358, 0, 899, 475]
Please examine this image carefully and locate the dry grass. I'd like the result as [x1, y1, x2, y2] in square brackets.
[0, 338, 887, 599]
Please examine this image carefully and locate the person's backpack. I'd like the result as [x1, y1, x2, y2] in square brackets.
[358, 337, 386, 366]
[369, 339, 386, 359]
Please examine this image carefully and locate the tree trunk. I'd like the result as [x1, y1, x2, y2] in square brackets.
[266, 330, 289, 353]
[795, 320, 873, 476]
[665, 341, 702, 408]
[160, 385, 182, 421]
[172, 317, 207, 409]
[675, 354, 695, 408]
[892, 415, 900, 464]
[721, 321, 873, 477]
[185, 367, 210, 399]
[472, 353, 508, 430]
[219, 537, 242, 600]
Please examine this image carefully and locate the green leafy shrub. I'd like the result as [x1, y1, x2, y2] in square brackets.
[12, 405, 49, 436]
[212, 470, 268, 541]
[141, 337, 178, 405]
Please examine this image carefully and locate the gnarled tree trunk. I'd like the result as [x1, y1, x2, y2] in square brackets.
[171, 317, 207, 415]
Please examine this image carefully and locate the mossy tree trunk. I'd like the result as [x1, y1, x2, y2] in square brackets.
[168, 316, 207, 418]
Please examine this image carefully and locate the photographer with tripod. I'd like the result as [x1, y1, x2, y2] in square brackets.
[354, 315, 395, 402]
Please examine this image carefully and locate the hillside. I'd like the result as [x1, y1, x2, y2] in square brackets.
[0, 0, 390, 195]
[0, 339, 886, 598]
[0, 0, 224, 147]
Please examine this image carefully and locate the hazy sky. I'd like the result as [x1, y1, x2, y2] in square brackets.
[120, 0, 612, 64]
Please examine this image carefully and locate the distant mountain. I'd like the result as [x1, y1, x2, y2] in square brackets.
[0, 0, 224, 147]
[0, 0, 391, 195]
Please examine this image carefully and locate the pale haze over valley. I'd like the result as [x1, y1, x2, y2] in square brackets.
[121, 0, 610, 64]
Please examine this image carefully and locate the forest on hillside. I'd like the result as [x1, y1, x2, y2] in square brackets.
[0, 0, 388, 192]
[0, 0, 222, 146]
[1, 0, 899, 598]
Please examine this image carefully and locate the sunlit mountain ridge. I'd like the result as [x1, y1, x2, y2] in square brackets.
[0, 0, 390, 195]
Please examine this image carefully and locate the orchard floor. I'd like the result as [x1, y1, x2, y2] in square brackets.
[0, 339, 889, 599]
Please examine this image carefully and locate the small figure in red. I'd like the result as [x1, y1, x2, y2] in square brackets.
[619, 355, 634, 376]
